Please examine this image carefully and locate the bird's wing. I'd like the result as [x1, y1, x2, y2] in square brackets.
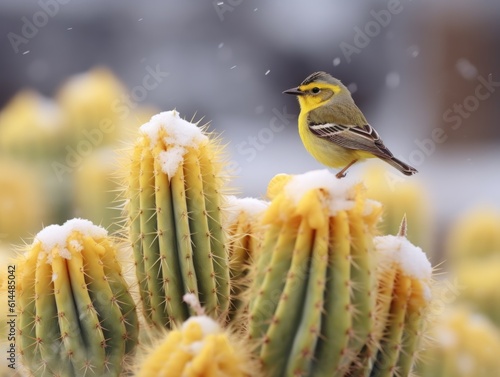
[309, 123, 394, 158]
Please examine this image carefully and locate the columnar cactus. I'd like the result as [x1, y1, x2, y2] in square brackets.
[56, 67, 125, 145]
[453, 259, 500, 327]
[0, 161, 48, 242]
[74, 148, 121, 233]
[135, 294, 257, 377]
[0, 90, 66, 160]
[445, 207, 500, 326]
[17, 218, 138, 377]
[127, 110, 229, 329]
[248, 170, 382, 377]
[446, 207, 500, 266]
[370, 219, 432, 377]
[416, 307, 500, 377]
[225, 196, 269, 321]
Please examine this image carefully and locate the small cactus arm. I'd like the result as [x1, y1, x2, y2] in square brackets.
[127, 110, 229, 329]
[225, 196, 269, 323]
[17, 218, 138, 377]
[370, 217, 433, 377]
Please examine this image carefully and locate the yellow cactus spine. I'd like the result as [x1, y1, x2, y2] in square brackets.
[248, 170, 382, 377]
[17, 218, 138, 377]
[127, 110, 229, 329]
[135, 293, 258, 377]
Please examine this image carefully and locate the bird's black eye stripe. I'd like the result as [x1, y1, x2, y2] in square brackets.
[311, 87, 320, 94]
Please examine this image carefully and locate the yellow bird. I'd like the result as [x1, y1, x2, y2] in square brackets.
[283, 71, 417, 178]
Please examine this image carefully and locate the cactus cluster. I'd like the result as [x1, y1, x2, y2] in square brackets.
[8, 108, 436, 377]
[17, 219, 138, 377]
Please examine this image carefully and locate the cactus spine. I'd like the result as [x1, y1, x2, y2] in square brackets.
[127, 110, 229, 329]
[17, 218, 138, 377]
[248, 171, 382, 377]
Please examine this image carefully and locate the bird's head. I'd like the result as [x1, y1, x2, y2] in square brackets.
[283, 71, 352, 113]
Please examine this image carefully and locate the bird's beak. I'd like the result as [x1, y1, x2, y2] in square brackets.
[283, 87, 304, 96]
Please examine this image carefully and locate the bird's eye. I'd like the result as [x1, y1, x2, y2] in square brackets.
[311, 87, 320, 94]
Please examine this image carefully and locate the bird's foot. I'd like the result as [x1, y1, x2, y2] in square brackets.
[335, 171, 347, 179]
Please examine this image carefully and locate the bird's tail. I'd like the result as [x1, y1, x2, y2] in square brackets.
[384, 156, 418, 176]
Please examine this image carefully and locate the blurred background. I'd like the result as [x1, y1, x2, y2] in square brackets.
[0, 0, 500, 375]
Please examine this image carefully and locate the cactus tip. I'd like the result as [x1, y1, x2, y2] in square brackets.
[398, 214, 407, 237]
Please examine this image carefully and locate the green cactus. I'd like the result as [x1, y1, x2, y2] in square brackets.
[370, 219, 432, 377]
[17, 218, 138, 377]
[416, 306, 500, 377]
[127, 110, 229, 330]
[225, 196, 269, 322]
[0, 90, 67, 161]
[248, 171, 432, 377]
[248, 171, 383, 377]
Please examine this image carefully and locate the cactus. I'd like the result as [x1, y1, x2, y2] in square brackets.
[416, 307, 500, 377]
[56, 67, 125, 145]
[247, 172, 433, 377]
[0, 243, 16, 377]
[0, 90, 66, 161]
[453, 258, 500, 327]
[135, 294, 258, 377]
[225, 196, 269, 322]
[248, 170, 383, 377]
[445, 207, 500, 327]
[17, 218, 138, 377]
[126, 110, 229, 329]
[370, 218, 433, 377]
[0, 161, 48, 242]
[446, 206, 500, 266]
[363, 164, 432, 254]
[74, 148, 121, 234]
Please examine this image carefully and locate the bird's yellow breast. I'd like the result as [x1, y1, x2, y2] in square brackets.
[298, 111, 358, 168]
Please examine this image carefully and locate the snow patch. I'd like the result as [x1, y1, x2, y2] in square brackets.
[182, 315, 221, 337]
[284, 170, 364, 215]
[225, 196, 269, 226]
[140, 110, 208, 178]
[34, 218, 107, 263]
[375, 235, 432, 300]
